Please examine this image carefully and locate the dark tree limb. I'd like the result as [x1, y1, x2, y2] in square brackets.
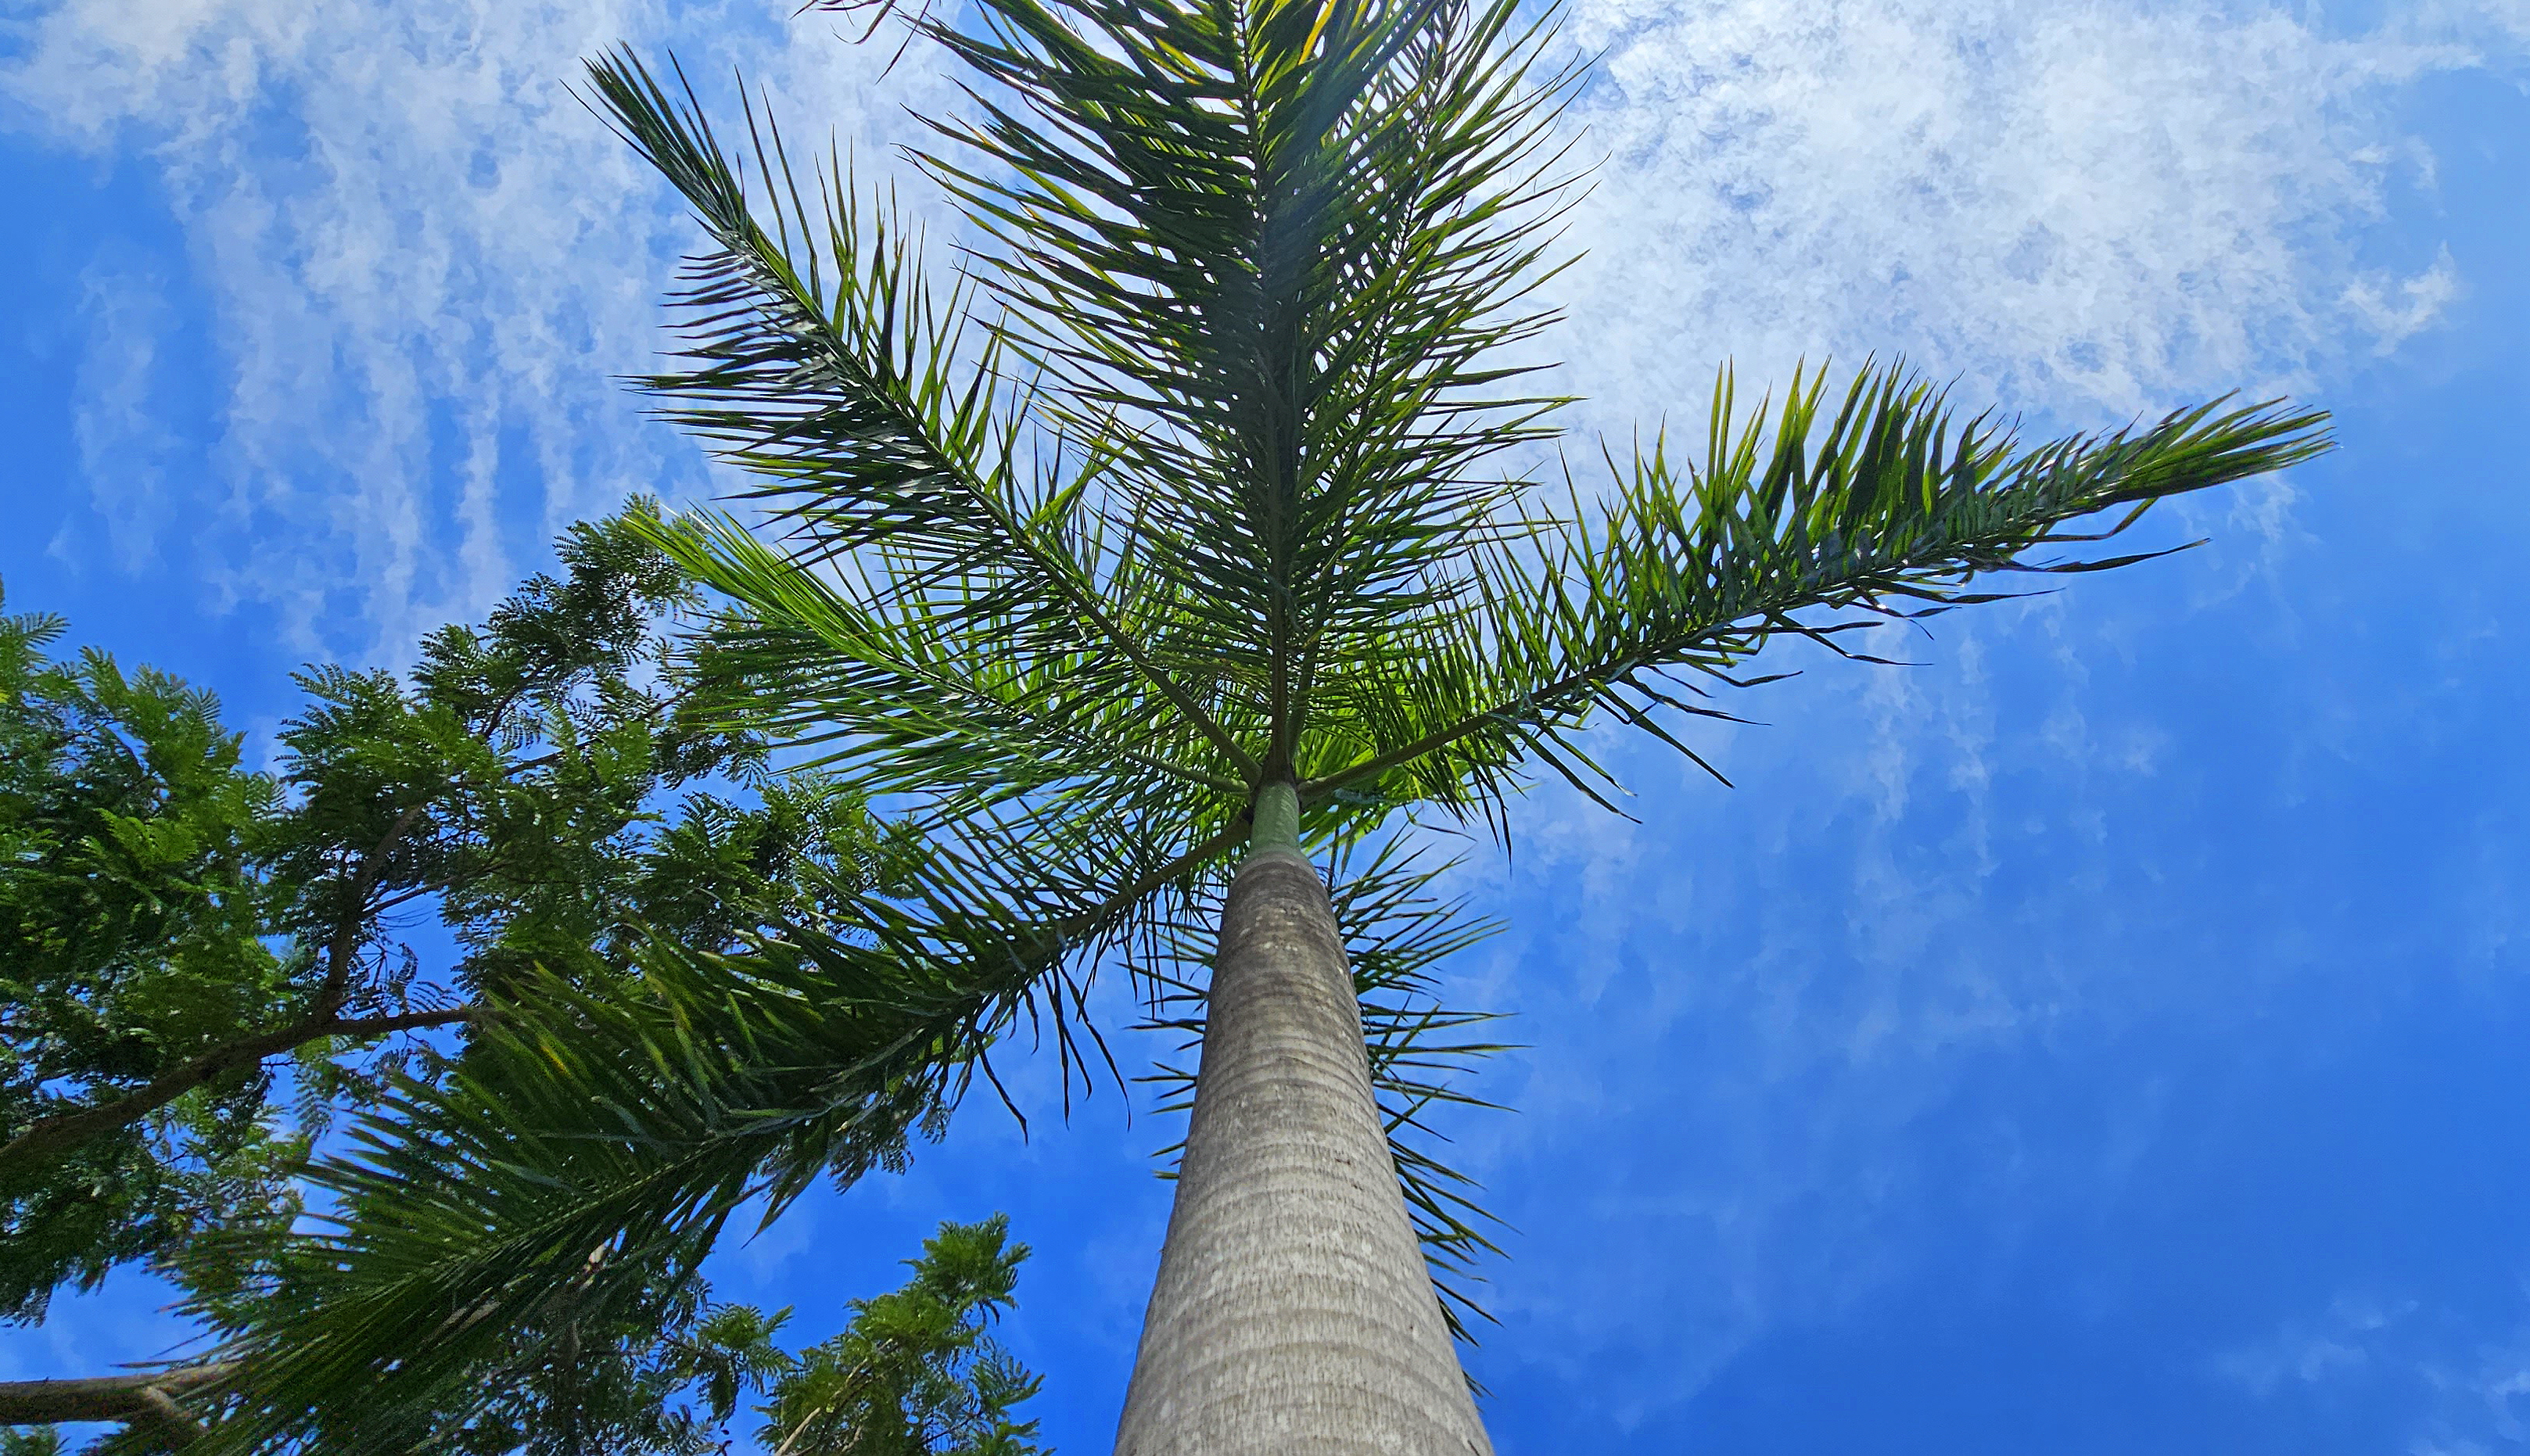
[0, 1006, 474, 1175]
[0, 805, 458, 1178]
[314, 802, 432, 1009]
[0, 1363, 232, 1438]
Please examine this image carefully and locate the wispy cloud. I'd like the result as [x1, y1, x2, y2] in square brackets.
[3, 0, 954, 660]
[2216, 1293, 2406, 1398]
[7, 4, 2528, 1440]
[2345, 246, 2464, 353]
[5, 0, 2517, 662]
[1538, 0, 2506, 436]
[1429, 25, 2530, 1421]
[2215, 1291, 2530, 1454]
[62, 253, 181, 572]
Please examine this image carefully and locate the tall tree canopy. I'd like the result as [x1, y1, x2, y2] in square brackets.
[0, 507, 958, 1451]
[137, 0, 2328, 1449]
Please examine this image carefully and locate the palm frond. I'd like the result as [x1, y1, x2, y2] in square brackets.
[583, 50, 1258, 781]
[907, 0, 1586, 765]
[192, 812, 1238, 1454]
[1301, 359, 2334, 822]
[570, 0, 2334, 1393]
[648, 513, 1248, 841]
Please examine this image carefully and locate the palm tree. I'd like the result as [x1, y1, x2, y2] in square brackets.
[195, 0, 2327, 1450]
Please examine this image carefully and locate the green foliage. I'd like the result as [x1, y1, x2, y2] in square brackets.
[402, 1276, 792, 1456]
[264, 500, 744, 1006]
[0, 1426, 62, 1456]
[188, 790, 1178, 1451]
[0, 585, 292, 1319]
[562, 0, 2321, 1353]
[138, 0, 2331, 1441]
[185, 1207, 1033, 1456]
[0, 506, 736, 1323]
[757, 1216, 1043, 1456]
[192, 1204, 1039, 1456]
[2, 504, 953, 1449]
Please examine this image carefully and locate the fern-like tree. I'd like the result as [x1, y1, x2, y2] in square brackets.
[197, 0, 2328, 1451]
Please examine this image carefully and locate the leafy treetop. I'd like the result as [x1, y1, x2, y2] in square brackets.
[0, 504, 925, 1450]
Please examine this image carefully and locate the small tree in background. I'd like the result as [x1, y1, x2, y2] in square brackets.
[758, 1216, 1043, 1456]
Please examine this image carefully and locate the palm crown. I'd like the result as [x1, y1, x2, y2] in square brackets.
[608, 0, 2318, 841]
[192, 0, 2328, 1446]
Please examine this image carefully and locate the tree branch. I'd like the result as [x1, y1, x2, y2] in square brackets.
[0, 1006, 475, 1175]
[316, 802, 430, 1008]
[0, 797, 463, 1176]
[0, 1363, 233, 1430]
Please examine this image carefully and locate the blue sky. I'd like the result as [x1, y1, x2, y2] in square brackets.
[4, 1, 2528, 1452]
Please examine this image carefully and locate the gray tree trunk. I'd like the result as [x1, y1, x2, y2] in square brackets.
[1113, 787, 1491, 1455]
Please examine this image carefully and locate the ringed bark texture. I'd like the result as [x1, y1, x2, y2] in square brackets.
[1113, 846, 1491, 1455]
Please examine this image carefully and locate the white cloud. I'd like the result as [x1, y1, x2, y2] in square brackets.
[1540, 0, 2497, 438]
[2, 0, 956, 660]
[2345, 245, 2464, 353]
[4, 0, 2518, 659]
[2212, 1292, 2530, 1453]
[6, 0, 2517, 659]
[3, 2, 2527, 1445]
[1432, 27, 2530, 1408]
[2215, 1293, 2406, 1397]
[63, 255, 181, 572]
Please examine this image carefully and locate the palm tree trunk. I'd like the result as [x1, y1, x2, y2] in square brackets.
[1113, 784, 1491, 1455]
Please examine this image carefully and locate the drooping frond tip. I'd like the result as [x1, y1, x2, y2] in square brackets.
[1295, 359, 2331, 829]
